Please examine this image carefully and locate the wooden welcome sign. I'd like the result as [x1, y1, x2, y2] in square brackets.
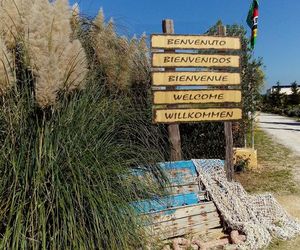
[151, 33, 242, 124]
[153, 90, 242, 105]
[151, 34, 241, 50]
[152, 53, 240, 68]
[154, 108, 242, 123]
[152, 72, 241, 86]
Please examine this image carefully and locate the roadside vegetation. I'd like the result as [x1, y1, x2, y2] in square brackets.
[236, 128, 299, 194]
[262, 81, 300, 118]
[0, 1, 168, 249]
[181, 20, 265, 159]
[236, 128, 300, 249]
[0, 0, 266, 249]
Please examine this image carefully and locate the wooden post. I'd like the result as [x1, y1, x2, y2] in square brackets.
[250, 80, 255, 149]
[162, 19, 182, 161]
[217, 24, 234, 181]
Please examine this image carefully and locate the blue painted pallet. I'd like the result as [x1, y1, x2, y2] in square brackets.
[159, 160, 198, 186]
[132, 160, 224, 213]
[132, 192, 200, 214]
[132, 160, 224, 239]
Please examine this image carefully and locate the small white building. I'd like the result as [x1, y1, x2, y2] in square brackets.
[267, 85, 300, 95]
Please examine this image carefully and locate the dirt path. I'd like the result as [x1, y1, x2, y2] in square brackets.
[258, 113, 300, 155]
[254, 114, 300, 249]
[258, 112, 300, 184]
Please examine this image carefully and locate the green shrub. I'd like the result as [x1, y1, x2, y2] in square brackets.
[287, 106, 300, 117]
[0, 83, 167, 249]
[0, 2, 169, 249]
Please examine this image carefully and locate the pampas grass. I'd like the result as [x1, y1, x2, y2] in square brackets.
[0, 0, 34, 49]
[91, 9, 151, 93]
[0, 1, 168, 249]
[0, 37, 15, 94]
[0, 80, 167, 249]
[26, 0, 88, 107]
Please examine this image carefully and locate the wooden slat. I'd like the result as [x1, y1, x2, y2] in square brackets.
[134, 192, 206, 214]
[167, 173, 197, 186]
[152, 53, 240, 68]
[166, 184, 202, 195]
[194, 227, 225, 239]
[161, 227, 225, 246]
[151, 211, 220, 229]
[153, 90, 242, 105]
[148, 218, 221, 239]
[151, 34, 241, 50]
[161, 161, 198, 186]
[152, 71, 241, 86]
[154, 108, 242, 123]
[145, 202, 216, 224]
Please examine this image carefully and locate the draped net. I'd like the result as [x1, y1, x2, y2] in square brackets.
[192, 159, 300, 249]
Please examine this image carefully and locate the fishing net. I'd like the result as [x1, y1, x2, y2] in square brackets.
[192, 159, 300, 249]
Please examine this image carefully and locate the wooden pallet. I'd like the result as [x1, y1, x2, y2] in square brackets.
[132, 160, 224, 240]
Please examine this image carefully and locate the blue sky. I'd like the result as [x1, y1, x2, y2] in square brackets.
[71, 0, 300, 92]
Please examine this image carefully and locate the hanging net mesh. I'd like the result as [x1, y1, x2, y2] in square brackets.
[192, 159, 300, 249]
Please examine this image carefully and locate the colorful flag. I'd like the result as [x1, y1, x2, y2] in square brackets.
[247, 0, 259, 49]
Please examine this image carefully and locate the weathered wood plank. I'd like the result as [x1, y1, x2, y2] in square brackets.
[161, 227, 225, 245]
[159, 161, 198, 186]
[166, 184, 203, 196]
[151, 211, 220, 230]
[152, 53, 240, 68]
[145, 202, 216, 224]
[194, 227, 225, 239]
[166, 169, 197, 185]
[152, 71, 241, 86]
[153, 90, 242, 105]
[148, 218, 221, 239]
[151, 34, 241, 50]
[134, 193, 208, 214]
[162, 19, 183, 161]
[153, 108, 242, 123]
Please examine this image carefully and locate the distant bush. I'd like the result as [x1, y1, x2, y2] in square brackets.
[284, 105, 300, 117]
[262, 81, 300, 117]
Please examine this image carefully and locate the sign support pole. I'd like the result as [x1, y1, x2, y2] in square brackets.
[162, 19, 182, 161]
[217, 24, 234, 181]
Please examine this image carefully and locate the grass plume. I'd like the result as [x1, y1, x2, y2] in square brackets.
[0, 37, 15, 94]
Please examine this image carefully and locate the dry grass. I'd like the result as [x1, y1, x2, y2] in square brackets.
[235, 128, 299, 195]
[0, 0, 88, 107]
[91, 9, 150, 92]
[236, 128, 300, 249]
[268, 238, 300, 250]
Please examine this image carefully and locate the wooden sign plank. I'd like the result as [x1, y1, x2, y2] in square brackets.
[151, 34, 241, 50]
[153, 108, 242, 123]
[152, 53, 240, 68]
[153, 90, 241, 105]
[152, 71, 241, 86]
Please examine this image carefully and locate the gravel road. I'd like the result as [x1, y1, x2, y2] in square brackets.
[258, 113, 300, 156]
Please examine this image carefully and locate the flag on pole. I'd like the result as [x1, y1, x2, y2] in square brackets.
[247, 0, 259, 49]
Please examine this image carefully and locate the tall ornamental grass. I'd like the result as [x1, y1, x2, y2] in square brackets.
[0, 82, 167, 249]
[0, 0, 168, 249]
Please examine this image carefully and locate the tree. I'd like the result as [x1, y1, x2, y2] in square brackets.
[181, 21, 265, 158]
[271, 82, 284, 107]
[289, 81, 300, 105]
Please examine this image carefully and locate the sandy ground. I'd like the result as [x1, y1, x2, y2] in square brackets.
[258, 113, 300, 249]
[258, 113, 300, 155]
[258, 113, 300, 184]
